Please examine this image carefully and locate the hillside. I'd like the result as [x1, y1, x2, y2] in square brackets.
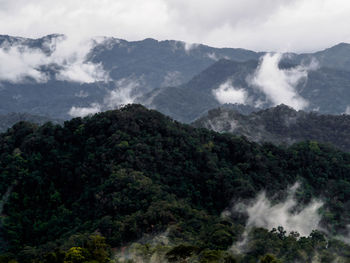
[0, 112, 62, 133]
[142, 58, 350, 123]
[193, 104, 350, 152]
[2, 105, 350, 262]
[2, 35, 350, 121]
[139, 59, 259, 122]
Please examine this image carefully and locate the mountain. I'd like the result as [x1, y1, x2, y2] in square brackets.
[298, 42, 350, 72]
[139, 59, 260, 122]
[142, 57, 350, 122]
[2, 105, 350, 262]
[0, 34, 260, 119]
[2, 34, 350, 122]
[193, 104, 350, 152]
[0, 112, 62, 133]
[91, 37, 261, 89]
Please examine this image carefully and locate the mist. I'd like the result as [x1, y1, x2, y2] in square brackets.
[68, 103, 101, 118]
[213, 80, 248, 105]
[0, 35, 109, 83]
[249, 53, 314, 110]
[68, 78, 141, 117]
[233, 183, 323, 237]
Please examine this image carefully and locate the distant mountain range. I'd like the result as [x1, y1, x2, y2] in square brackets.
[1, 34, 350, 121]
[193, 104, 350, 152]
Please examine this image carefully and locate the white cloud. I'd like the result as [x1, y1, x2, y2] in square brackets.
[207, 52, 219, 61]
[233, 183, 323, 237]
[0, 35, 109, 83]
[345, 106, 350, 115]
[213, 80, 248, 105]
[104, 78, 140, 109]
[249, 53, 311, 110]
[68, 102, 101, 117]
[0, 45, 48, 83]
[68, 78, 140, 117]
[1, 0, 350, 52]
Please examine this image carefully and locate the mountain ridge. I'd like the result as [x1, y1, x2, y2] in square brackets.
[2, 105, 350, 262]
[193, 104, 350, 152]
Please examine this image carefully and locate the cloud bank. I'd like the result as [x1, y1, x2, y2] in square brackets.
[213, 80, 248, 105]
[1, 0, 350, 52]
[0, 35, 109, 83]
[249, 53, 314, 110]
[68, 78, 141, 117]
[68, 103, 101, 118]
[233, 183, 323, 237]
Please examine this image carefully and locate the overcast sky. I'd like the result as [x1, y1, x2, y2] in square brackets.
[0, 0, 350, 52]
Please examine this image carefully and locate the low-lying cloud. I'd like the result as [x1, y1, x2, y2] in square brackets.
[68, 103, 101, 118]
[0, 45, 48, 83]
[233, 183, 323, 237]
[104, 78, 140, 109]
[249, 53, 315, 110]
[0, 35, 109, 83]
[213, 80, 248, 105]
[68, 78, 141, 117]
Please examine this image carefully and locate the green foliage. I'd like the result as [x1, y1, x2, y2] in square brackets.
[1, 105, 350, 262]
[259, 254, 281, 263]
[64, 247, 89, 263]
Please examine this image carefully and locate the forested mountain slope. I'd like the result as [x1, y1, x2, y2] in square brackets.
[0, 112, 62, 133]
[1, 105, 350, 262]
[193, 104, 350, 152]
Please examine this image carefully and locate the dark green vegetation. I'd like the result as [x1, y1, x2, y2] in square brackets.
[1, 105, 350, 262]
[0, 113, 62, 133]
[193, 104, 350, 152]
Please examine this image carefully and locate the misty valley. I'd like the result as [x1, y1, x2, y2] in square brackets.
[2, 34, 350, 263]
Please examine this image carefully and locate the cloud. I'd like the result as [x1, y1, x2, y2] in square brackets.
[104, 78, 140, 109]
[1, 0, 350, 52]
[345, 106, 350, 115]
[68, 78, 141, 117]
[233, 183, 323, 237]
[213, 80, 248, 105]
[249, 53, 311, 110]
[68, 103, 101, 117]
[0, 35, 109, 83]
[0, 45, 48, 83]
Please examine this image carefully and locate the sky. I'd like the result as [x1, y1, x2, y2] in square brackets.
[0, 0, 350, 52]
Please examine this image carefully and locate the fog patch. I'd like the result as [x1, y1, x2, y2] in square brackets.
[161, 71, 183, 87]
[68, 103, 101, 118]
[183, 42, 199, 54]
[345, 106, 350, 115]
[234, 183, 323, 237]
[249, 53, 315, 110]
[213, 80, 248, 105]
[207, 52, 219, 61]
[68, 78, 141, 117]
[113, 229, 170, 263]
[75, 90, 89, 98]
[0, 45, 49, 83]
[104, 78, 141, 108]
[0, 35, 109, 83]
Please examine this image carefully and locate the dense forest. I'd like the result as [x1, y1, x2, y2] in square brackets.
[193, 104, 350, 152]
[0, 113, 62, 133]
[1, 105, 350, 262]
